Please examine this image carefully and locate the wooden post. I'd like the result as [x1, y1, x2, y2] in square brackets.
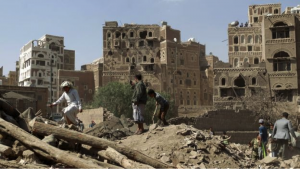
[0, 144, 13, 157]
[29, 120, 173, 168]
[0, 118, 100, 168]
[98, 147, 154, 168]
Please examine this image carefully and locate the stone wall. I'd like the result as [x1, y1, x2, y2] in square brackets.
[77, 107, 104, 128]
[169, 109, 259, 144]
[0, 85, 48, 116]
[216, 131, 258, 144]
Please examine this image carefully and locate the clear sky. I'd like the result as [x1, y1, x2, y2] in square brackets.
[0, 0, 297, 75]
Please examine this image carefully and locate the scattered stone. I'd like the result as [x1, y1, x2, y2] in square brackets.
[160, 156, 171, 163]
[199, 163, 206, 169]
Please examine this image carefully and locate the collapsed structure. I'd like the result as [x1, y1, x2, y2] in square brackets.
[214, 3, 300, 111]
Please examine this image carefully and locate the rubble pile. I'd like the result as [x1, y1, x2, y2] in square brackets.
[84, 114, 145, 141]
[0, 98, 171, 168]
[1, 97, 300, 168]
[258, 153, 300, 168]
[119, 124, 256, 168]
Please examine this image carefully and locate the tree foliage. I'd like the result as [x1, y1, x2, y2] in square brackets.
[214, 88, 298, 125]
[90, 82, 176, 124]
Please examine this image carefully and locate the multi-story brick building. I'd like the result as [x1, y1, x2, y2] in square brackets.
[81, 58, 104, 90]
[0, 66, 8, 85]
[101, 21, 214, 109]
[214, 3, 300, 110]
[7, 71, 17, 86]
[18, 35, 75, 103]
[0, 67, 17, 86]
[200, 54, 219, 106]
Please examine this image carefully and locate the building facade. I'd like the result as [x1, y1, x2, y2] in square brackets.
[214, 3, 300, 110]
[81, 58, 104, 90]
[0, 85, 48, 116]
[0, 67, 17, 86]
[18, 35, 75, 103]
[101, 21, 213, 109]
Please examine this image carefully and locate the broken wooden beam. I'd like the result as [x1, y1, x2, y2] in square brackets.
[30, 120, 174, 168]
[0, 144, 13, 157]
[0, 98, 20, 118]
[0, 118, 100, 168]
[98, 147, 154, 168]
[0, 159, 48, 168]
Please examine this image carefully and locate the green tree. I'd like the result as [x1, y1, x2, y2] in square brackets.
[90, 82, 176, 124]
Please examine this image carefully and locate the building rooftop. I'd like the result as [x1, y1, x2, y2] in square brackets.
[249, 3, 281, 7]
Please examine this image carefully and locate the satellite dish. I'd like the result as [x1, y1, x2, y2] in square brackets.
[188, 38, 196, 42]
[230, 21, 239, 26]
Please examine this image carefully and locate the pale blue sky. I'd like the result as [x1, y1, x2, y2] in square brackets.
[0, 0, 297, 75]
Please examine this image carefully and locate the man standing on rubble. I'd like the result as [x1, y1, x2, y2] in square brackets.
[258, 119, 268, 159]
[49, 81, 82, 125]
[272, 112, 297, 160]
[131, 74, 147, 135]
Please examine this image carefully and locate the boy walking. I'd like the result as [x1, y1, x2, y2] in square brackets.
[148, 89, 169, 126]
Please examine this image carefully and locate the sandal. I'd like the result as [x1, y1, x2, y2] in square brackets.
[136, 130, 144, 135]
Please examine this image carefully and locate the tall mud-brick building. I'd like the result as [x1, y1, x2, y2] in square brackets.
[214, 3, 300, 110]
[102, 21, 214, 109]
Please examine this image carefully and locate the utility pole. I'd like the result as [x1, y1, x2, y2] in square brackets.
[173, 38, 178, 105]
[49, 55, 53, 119]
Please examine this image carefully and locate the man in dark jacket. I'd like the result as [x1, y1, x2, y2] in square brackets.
[131, 74, 147, 135]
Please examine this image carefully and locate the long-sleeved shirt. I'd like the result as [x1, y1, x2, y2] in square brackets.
[53, 88, 82, 110]
[155, 92, 168, 110]
[131, 81, 147, 104]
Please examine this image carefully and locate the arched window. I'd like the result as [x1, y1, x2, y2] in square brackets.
[234, 36, 239, 44]
[252, 77, 257, 85]
[126, 58, 129, 63]
[132, 57, 135, 63]
[247, 35, 253, 44]
[143, 56, 147, 62]
[254, 58, 259, 64]
[149, 32, 153, 37]
[234, 58, 239, 67]
[273, 51, 291, 71]
[115, 32, 121, 38]
[255, 35, 260, 43]
[234, 76, 245, 87]
[38, 54, 44, 58]
[221, 78, 226, 86]
[150, 58, 154, 63]
[129, 31, 134, 37]
[241, 35, 245, 44]
[107, 33, 111, 38]
[274, 9, 279, 14]
[272, 22, 289, 39]
[187, 73, 189, 77]
[139, 41, 144, 47]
